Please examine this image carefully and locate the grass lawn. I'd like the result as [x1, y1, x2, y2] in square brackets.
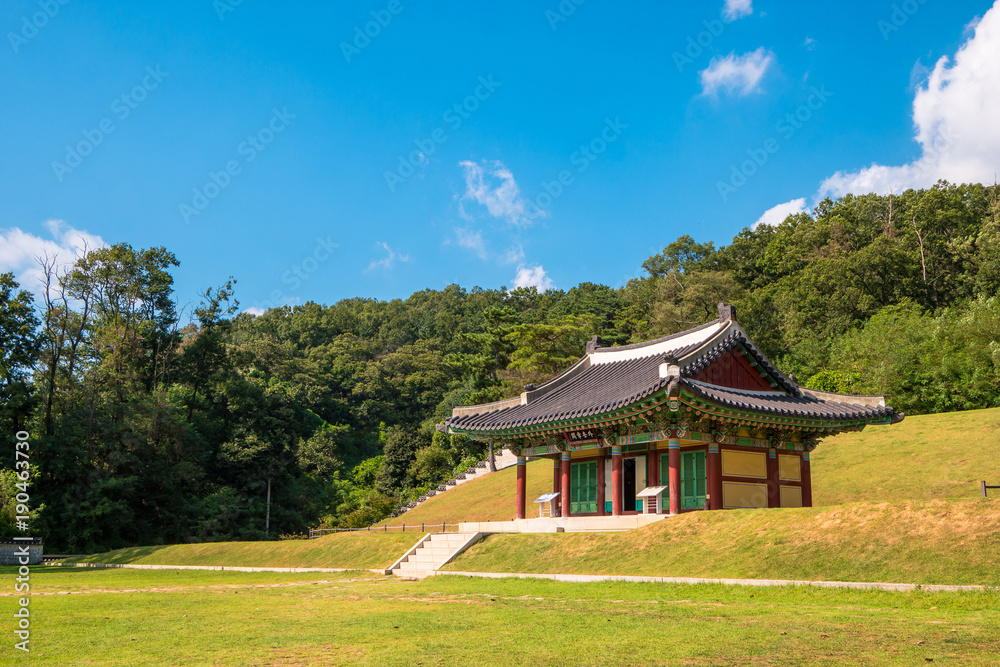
[65, 531, 417, 570]
[6, 566, 998, 666]
[444, 498, 1000, 586]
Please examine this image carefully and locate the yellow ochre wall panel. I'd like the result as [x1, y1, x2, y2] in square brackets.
[722, 481, 768, 508]
[780, 485, 803, 508]
[721, 450, 767, 479]
[778, 454, 801, 481]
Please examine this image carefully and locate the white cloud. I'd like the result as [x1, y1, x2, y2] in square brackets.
[501, 244, 525, 265]
[458, 160, 540, 226]
[0, 220, 107, 302]
[511, 264, 554, 291]
[722, 0, 752, 22]
[700, 48, 775, 96]
[752, 198, 810, 229]
[453, 227, 487, 260]
[243, 306, 265, 317]
[365, 242, 411, 273]
[820, 3, 1000, 198]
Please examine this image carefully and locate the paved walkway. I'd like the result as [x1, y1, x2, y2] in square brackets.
[50, 562, 995, 593]
[438, 570, 995, 593]
[49, 562, 386, 574]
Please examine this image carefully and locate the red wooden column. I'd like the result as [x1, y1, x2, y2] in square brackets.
[668, 438, 681, 515]
[647, 443, 658, 487]
[801, 452, 813, 507]
[707, 443, 722, 510]
[515, 456, 527, 520]
[552, 458, 561, 517]
[767, 448, 780, 508]
[611, 445, 623, 516]
[560, 452, 571, 518]
[597, 450, 606, 516]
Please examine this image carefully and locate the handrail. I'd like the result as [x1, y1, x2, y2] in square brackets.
[308, 523, 461, 538]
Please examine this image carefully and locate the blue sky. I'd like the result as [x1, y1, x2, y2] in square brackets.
[2, 0, 998, 317]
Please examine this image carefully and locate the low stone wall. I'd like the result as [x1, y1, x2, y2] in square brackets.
[459, 514, 668, 534]
[0, 541, 43, 566]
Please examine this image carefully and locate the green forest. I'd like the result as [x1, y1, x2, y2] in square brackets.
[2, 181, 1000, 552]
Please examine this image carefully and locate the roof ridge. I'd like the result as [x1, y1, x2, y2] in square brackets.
[590, 318, 723, 354]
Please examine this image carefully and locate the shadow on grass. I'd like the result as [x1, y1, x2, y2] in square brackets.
[66, 545, 172, 564]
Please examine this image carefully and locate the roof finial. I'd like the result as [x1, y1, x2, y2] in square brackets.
[585, 335, 603, 354]
[717, 302, 736, 321]
[658, 354, 680, 380]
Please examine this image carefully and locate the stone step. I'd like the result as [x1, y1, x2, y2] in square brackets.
[427, 536, 469, 547]
[414, 546, 454, 557]
[410, 553, 444, 565]
[393, 568, 433, 579]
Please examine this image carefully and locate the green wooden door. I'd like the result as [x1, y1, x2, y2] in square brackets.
[570, 461, 598, 514]
[680, 450, 707, 510]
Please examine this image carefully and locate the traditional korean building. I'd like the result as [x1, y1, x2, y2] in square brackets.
[443, 304, 903, 520]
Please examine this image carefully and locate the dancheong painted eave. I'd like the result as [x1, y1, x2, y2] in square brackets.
[443, 303, 903, 440]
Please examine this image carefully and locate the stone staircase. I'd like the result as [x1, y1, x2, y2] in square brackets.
[389, 532, 483, 579]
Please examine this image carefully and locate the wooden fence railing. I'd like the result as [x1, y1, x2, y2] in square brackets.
[308, 523, 461, 538]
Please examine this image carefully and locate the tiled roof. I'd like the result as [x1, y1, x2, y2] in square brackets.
[447, 354, 669, 431]
[683, 380, 896, 422]
[445, 307, 901, 433]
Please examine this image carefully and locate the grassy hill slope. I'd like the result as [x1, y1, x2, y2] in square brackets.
[443, 498, 1000, 585]
[813, 407, 999, 505]
[380, 458, 553, 527]
[67, 531, 416, 569]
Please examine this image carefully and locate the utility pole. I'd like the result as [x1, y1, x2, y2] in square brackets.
[265, 477, 271, 536]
